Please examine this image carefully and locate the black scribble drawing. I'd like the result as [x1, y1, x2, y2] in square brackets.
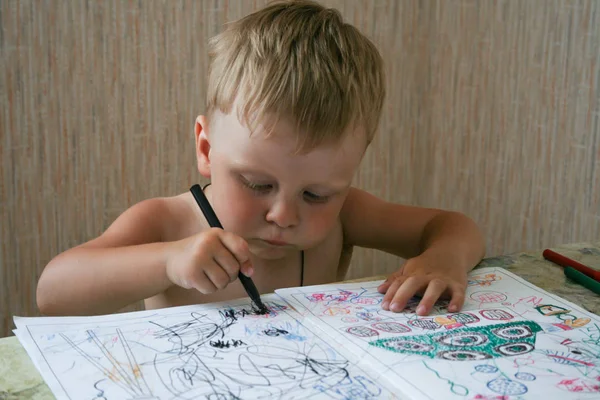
[209, 339, 246, 349]
[43, 301, 385, 399]
[263, 328, 289, 337]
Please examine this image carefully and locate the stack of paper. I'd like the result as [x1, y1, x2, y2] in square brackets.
[14, 267, 600, 399]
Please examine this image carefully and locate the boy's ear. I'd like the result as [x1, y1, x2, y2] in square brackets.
[195, 115, 211, 178]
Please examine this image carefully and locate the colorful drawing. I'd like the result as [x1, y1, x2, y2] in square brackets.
[536, 304, 571, 316]
[369, 321, 542, 361]
[422, 361, 470, 396]
[273, 267, 600, 399]
[535, 304, 591, 329]
[474, 364, 499, 374]
[487, 377, 528, 395]
[480, 309, 514, 321]
[347, 326, 379, 338]
[408, 319, 442, 331]
[322, 306, 351, 316]
[371, 322, 411, 334]
[541, 350, 596, 367]
[450, 312, 480, 325]
[356, 311, 382, 322]
[469, 273, 502, 287]
[556, 378, 600, 393]
[434, 316, 464, 330]
[470, 291, 508, 304]
[307, 288, 382, 306]
[351, 296, 382, 305]
[515, 372, 537, 381]
[433, 313, 480, 330]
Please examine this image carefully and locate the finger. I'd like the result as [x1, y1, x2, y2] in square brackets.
[416, 279, 448, 316]
[447, 284, 466, 312]
[389, 277, 427, 313]
[192, 270, 219, 294]
[377, 276, 395, 293]
[218, 231, 253, 276]
[381, 277, 406, 310]
[378, 268, 405, 293]
[203, 263, 232, 290]
[213, 245, 242, 281]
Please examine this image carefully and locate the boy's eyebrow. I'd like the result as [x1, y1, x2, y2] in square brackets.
[308, 182, 352, 192]
[231, 162, 352, 191]
[230, 162, 275, 178]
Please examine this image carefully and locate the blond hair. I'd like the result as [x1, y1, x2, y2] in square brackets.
[206, 0, 385, 151]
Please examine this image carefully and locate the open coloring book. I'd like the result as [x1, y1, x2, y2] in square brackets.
[13, 295, 397, 399]
[14, 267, 600, 399]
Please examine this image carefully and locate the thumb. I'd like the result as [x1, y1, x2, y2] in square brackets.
[240, 260, 254, 277]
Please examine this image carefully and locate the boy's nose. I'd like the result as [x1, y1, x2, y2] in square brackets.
[265, 198, 299, 228]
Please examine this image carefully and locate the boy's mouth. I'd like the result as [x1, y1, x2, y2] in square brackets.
[263, 239, 289, 247]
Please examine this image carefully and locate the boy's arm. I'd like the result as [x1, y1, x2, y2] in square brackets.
[340, 188, 485, 314]
[36, 199, 176, 316]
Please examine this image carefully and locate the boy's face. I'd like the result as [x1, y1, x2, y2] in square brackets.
[195, 111, 367, 259]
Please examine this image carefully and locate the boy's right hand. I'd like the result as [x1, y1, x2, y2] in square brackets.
[166, 228, 253, 293]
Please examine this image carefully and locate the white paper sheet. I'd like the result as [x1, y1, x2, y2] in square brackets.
[276, 267, 600, 399]
[14, 294, 399, 400]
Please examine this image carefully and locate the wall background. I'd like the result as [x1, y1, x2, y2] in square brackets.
[1, 0, 598, 337]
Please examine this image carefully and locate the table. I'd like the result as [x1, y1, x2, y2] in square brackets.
[2, 241, 599, 399]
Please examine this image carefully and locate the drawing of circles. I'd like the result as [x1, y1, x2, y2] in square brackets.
[356, 311, 381, 321]
[371, 322, 411, 334]
[346, 326, 379, 338]
[350, 296, 382, 305]
[323, 307, 350, 316]
[437, 350, 492, 361]
[495, 342, 534, 357]
[479, 309, 514, 321]
[492, 325, 533, 340]
[408, 319, 441, 330]
[386, 340, 434, 353]
[515, 372, 536, 381]
[474, 364, 498, 373]
[449, 312, 480, 324]
[342, 317, 359, 324]
[487, 377, 528, 395]
[436, 331, 488, 347]
[470, 291, 507, 303]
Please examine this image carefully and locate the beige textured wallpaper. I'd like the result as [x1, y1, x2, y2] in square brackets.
[1, 0, 598, 338]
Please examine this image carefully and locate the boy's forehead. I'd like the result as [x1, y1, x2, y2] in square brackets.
[209, 110, 367, 154]
[209, 111, 366, 177]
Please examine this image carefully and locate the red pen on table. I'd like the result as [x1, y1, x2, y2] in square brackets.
[543, 249, 600, 282]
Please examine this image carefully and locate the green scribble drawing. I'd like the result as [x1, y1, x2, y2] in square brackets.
[422, 361, 469, 396]
[369, 321, 542, 361]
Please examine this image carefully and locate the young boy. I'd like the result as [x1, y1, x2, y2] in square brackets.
[36, 0, 485, 318]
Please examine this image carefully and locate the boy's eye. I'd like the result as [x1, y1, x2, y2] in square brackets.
[304, 191, 330, 203]
[240, 177, 273, 193]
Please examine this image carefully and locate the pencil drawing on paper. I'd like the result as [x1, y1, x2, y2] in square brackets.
[23, 299, 389, 399]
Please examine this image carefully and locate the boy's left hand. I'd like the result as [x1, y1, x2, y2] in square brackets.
[377, 254, 468, 316]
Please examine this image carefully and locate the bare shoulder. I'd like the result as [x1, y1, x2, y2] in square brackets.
[79, 193, 203, 249]
[340, 187, 443, 259]
[160, 192, 210, 240]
